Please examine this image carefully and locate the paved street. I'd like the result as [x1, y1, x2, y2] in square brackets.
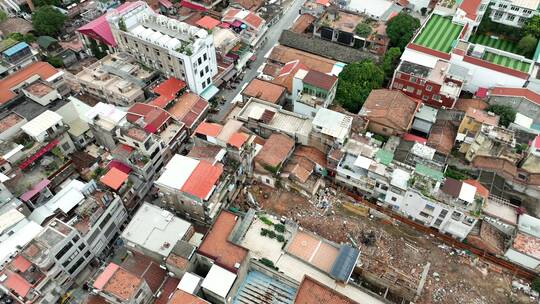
[213, 0, 305, 121]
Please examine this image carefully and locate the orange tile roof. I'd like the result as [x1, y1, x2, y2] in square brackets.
[168, 290, 209, 304]
[198, 211, 248, 272]
[153, 77, 186, 97]
[291, 14, 316, 34]
[0, 61, 58, 104]
[167, 93, 208, 129]
[465, 108, 499, 126]
[227, 132, 248, 149]
[272, 60, 308, 93]
[459, 0, 482, 20]
[242, 78, 286, 104]
[361, 89, 419, 133]
[100, 167, 129, 190]
[194, 122, 223, 137]
[294, 276, 358, 304]
[181, 160, 223, 200]
[454, 98, 488, 112]
[103, 267, 141, 301]
[464, 179, 489, 199]
[196, 16, 220, 30]
[2, 271, 31, 298]
[294, 145, 327, 168]
[268, 45, 336, 74]
[255, 133, 295, 168]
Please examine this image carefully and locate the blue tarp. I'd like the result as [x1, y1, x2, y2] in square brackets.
[3, 42, 29, 57]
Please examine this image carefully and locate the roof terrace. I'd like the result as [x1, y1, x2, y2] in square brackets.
[413, 14, 463, 53]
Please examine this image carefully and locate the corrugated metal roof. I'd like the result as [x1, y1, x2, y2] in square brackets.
[329, 245, 360, 282]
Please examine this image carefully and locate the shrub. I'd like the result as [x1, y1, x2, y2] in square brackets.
[276, 235, 285, 242]
[267, 230, 276, 238]
[274, 224, 285, 233]
[259, 215, 273, 226]
[260, 258, 277, 270]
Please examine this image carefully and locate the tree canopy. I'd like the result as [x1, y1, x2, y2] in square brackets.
[6, 32, 36, 43]
[523, 15, 540, 38]
[486, 104, 516, 127]
[354, 23, 372, 38]
[381, 47, 402, 83]
[385, 13, 421, 50]
[335, 60, 384, 113]
[32, 6, 66, 36]
[518, 34, 538, 57]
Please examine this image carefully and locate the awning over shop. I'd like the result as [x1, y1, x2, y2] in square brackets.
[200, 85, 219, 101]
[19, 139, 59, 170]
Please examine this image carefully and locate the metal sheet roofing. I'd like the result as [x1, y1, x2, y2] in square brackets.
[330, 245, 360, 282]
[3, 42, 29, 56]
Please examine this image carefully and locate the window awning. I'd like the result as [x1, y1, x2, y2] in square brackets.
[19, 140, 59, 170]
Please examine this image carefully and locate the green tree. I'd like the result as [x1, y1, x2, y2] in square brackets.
[335, 60, 384, 113]
[32, 0, 61, 7]
[0, 10, 7, 23]
[6, 32, 36, 43]
[354, 23, 372, 37]
[32, 6, 66, 36]
[518, 34, 538, 57]
[381, 47, 402, 83]
[385, 13, 421, 50]
[46, 55, 63, 68]
[532, 277, 540, 293]
[523, 15, 540, 38]
[486, 104, 516, 127]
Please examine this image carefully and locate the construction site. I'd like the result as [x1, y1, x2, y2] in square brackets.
[234, 182, 536, 304]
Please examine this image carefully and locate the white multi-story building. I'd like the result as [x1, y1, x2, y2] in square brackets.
[106, 1, 218, 97]
[489, 0, 539, 27]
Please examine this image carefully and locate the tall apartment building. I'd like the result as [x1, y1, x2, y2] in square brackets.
[106, 1, 218, 96]
[489, 0, 539, 27]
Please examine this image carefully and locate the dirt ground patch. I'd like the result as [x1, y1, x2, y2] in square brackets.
[235, 183, 535, 304]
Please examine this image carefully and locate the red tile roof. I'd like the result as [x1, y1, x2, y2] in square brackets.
[361, 89, 420, 133]
[291, 14, 316, 34]
[198, 211, 248, 272]
[93, 263, 119, 290]
[168, 290, 209, 304]
[228, 132, 248, 148]
[402, 133, 427, 145]
[459, 0, 482, 20]
[242, 78, 286, 103]
[181, 160, 223, 199]
[100, 167, 129, 190]
[194, 122, 223, 137]
[152, 78, 187, 104]
[490, 87, 540, 105]
[126, 103, 171, 133]
[3, 272, 31, 298]
[0, 62, 58, 104]
[454, 98, 488, 112]
[167, 93, 208, 129]
[427, 120, 456, 156]
[302, 70, 337, 91]
[272, 60, 309, 93]
[11, 256, 31, 272]
[255, 133, 295, 168]
[196, 16, 220, 30]
[294, 276, 358, 304]
[464, 179, 489, 199]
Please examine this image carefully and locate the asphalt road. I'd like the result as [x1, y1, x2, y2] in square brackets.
[213, 0, 305, 121]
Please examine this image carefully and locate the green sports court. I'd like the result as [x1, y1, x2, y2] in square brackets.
[482, 51, 531, 72]
[469, 34, 520, 54]
[413, 14, 463, 53]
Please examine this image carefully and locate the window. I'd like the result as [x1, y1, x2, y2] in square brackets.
[205, 66, 209, 73]
[62, 142, 71, 151]
[55, 243, 72, 260]
[510, 5, 519, 11]
[391, 197, 397, 202]
[426, 85, 432, 92]
[434, 218, 443, 227]
[406, 86, 414, 93]
[419, 211, 430, 218]
[507, 14, 515, 21]
[410, 76, 417, 83]
[425, 204, 435, 211]
[494, 11, 503, 18]
[432, 94, 441, 101]
[416, 89, 422, 95]
[198, 57, 202, 65]
[200, 70, 204, 77]
[422, 95, 429, 101]
[394, 82, 403, 90]
[203, 53, 207, 61]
